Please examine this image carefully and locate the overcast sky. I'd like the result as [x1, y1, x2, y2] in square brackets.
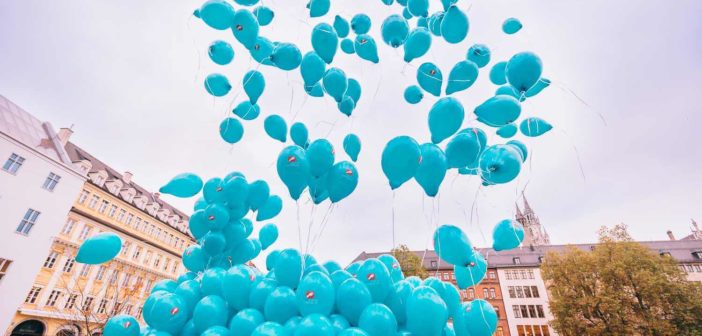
[1, 0, 701, 265]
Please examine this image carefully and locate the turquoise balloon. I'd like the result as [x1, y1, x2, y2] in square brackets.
[506, 52, 543, 92]
[381, 136, 421, 189]
[203, 177, 226, 203]
[259, 223, 279, 249]
[340, 38, 355, 54]
[205, 73, 231, 97]
[357, 259, 392, 302]
[442, 283, 461, 317]
[334, 15, 350, 38]
[76, 232, 121, 265]
[323, 68, 348, 102]
[145, 293, 189, 334]
[193, 197, 207, 211]
[455, 299, 497, 336]
[336, 278, 372, 325]
[256, 195, 282, 221]
[478, 145, 522, 184]
[305, 82, 325, 97]
[290, 122, 309, 148]
[433, 224, 473, 266]
[338, 95, 355, 116]
[253, 6, 274, 26]
[359, 304, 397, 335]
[208, 40, 234, 65]
[354, 34, 379, 63]
[459, 126, 487, 152]
[492, 219, 524, 251]
[104, 315, 139, 336]
[385, 280, 413, 325]
[351, 14, 371, 34]
[296, 314, 334, 336]
[266, 250, 280, 271]
[403, 28, 432, 62]
[193, 295, 228, 333]
[203, 326, 229, 336]
[474, 95, 521, 127]
[300, 51, 326, 86]
[525, 78, 551, 97]
[346, 78, 362, 104]
[417, 16, 428, 29]
[445, 133, 481, 168]
[428, 97, 464, 144]
[495, 85, 521, 100]
[312, 23, 338, 64]
[160, 173, 203, 198]
[276, 145, 309, 200]
[201, 231, 226, 256]
[446, 60, 479, 95]
[417, 62, 442, 97]
[402, 7, 413, 20]
[414, 143, 447, 197]
[343, 134, 361, 162]
[275, 248, 304, 289]
[284, 317, 302, 334]
[381, 15, 410, 48]
[506, 140, 528, 161]
[247, 180, 270, 211]
[346, 262, 361, 275]
[232, 10, 260, 49]
[441, 6, 469, 44]
[188, 212, 208, 240]
[297, 271, 335, 316]
[307, 139, 335, 177]
[264, 115, 288, 142]
[264, 286, 299, 324]
[175, 280, 202, 313]
[249, 278, 278, 311]
[428, 12, 444, 36]
[219, 118, 244, 144]
[330, 270, 352, 292]
[271, 43, 302, 70]
[151, 279, 177, 294]
[243, 70, 265, 104]
[177, 272, 197, 284]
[466, 44, 490, 68]
[204, 203, 230, 229]
[200, 0, 235, 30]
[378, 254, 403, 282]
[339, 328, 369, 336]
[223, 264, 256, 310]
[201, 267, 226, 297]
[233, 101, 261, 120]
[235, 0, 259, 5]
[441, 0, 457, 10]
[229, 309, 264, 336]
[502, 17, 523, 34]
[326, 161, 358, 203]
[323, 261, 342, 274]
[407, 0, 429, 17]
[403, 85, 424, 104]
[330, 315, 350, 333]
[489, 61, 507, 85]
[406, 286, 448, 336]
[496, 123, 518, 138]
[519, 117, 552, 137]
[308, 0, 330, 17]
[252, 322, 287, 336]
[249, 36, 275, 66]
[309, 174, 329, 204]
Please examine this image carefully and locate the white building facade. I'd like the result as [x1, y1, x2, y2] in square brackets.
[497, 267, 556, 336]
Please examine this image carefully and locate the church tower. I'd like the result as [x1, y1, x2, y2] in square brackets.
[515, 195, 551, 248]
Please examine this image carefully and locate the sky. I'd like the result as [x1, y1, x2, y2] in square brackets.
[1, 0, 701, 265]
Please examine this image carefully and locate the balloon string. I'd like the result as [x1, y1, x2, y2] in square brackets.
[311, 203, 335, 252]
[297, 200, 302, 252]
[304, 203, 316, 255]
[391, 190, 396, 251]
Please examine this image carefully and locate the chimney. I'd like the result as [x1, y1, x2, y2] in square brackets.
[667, 230, 675, 241]
[122, 171, 133, 184]
[692, 219, 699, 231]
[57, 127, 73, 146]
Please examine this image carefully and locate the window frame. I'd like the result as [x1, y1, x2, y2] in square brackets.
[16, 208, 41, 235]
[42, 172, 62, 191]
[3, 153, 26, 174]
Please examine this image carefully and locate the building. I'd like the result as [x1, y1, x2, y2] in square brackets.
[5, 127, 194, 336]
[0, 95, 87, 332]
[515, 196, 550, 248]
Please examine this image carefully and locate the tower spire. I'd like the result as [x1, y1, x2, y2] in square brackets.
[515, 203, 523, 218]
[523, 195, 534, 214]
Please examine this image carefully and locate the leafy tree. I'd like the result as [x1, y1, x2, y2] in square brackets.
[392, 244, 428, 279]
[542, 224, 702, 336]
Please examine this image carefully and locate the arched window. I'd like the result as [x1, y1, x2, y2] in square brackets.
[10, 320, 45, 336]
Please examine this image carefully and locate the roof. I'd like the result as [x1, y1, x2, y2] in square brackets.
[352, 239, 702, 270]
[0, 94, 74, 166]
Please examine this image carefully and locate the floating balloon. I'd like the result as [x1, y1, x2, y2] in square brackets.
[492, 219, 524, 251]
[264, 286, 299, 324]
[466, 44, 490, 68]
[323, 68, 348, 102]
[308, 0, 331, 17]
[208, 40, 234, 65]
[489, 61, 507, 85]
[300, 51, 326, 87]
[275, 249, 304, 289]
[145, 293, 189, 334]
[417, 16, 428, 29]
[478, 144, 522, 184]
[351, 14, 371, 34]
[204, 74, 231, 97]
[407, 0, 429, 17]
[232, 10, 260, 49]
[334, 15, 350, 38]
[193, 295, 228, 333]
[243, 70, 265, 104]
[496, 123, 518, 138]
[160, 173, 203, 198]
[259, 223, 279, 249]
[249, 36, 275, 65]
[502, 17, 523, 34]
[445, 133, 481, 168]
[417, 62, 443, 96]
[446, 60, 479, 95]
[264, 115, 287, 142]
[359, 304, 398, 335]
[290, 122, 309, 148]
[233, 101, 261, 120]
[235, 0, 260, 5]
[506, 139, 528, 161]
[338, 96, 355, 117]
[222, 265, 255, 310]
[305, 82, 325, 97]
[326, 161, 358, 202]
[381, 15, 410, 48]
[406, 286, 448, 336]
[495, 85, 521, 100]
[277, 146, 310, 200]
[76, 232, 122, 265]
[354, 34, 379, 63]
[312, 23, 339, 64]
[296, 314, 335, 336]
[256, 195, 282, 221]
[454, 250, 486, 288]
[248, 180, 270, 211]
[307, 139, 335, 177]
[381, 136, 421, 189]
[200, 0, 236, 30]
[104, 315, 139, 336]
[433, 225, 473, 266]
[404, 85, 424, 104]
[474, 95, 521, 127]
[229, 309, 264, 335]
[341, 39, 355, 54]
[271, 43, 302, 70]
[297, 271, 335, 316]
[402, 7, 413, 20]
[519, 117, 552, 137]
[525, 78, 551, 97]
[346, 78, 362, 104]
[343, 134, 361, 162]
[441, 6, 469, 44]
[201, 231, 226, 256]
[414, 143, 447, 197]
[253, 6, 274, 26]
[456, 299, 498, 336]
[428, 12, 445, 36]
[403, 28, 432, 62]
[506, 52, 543, 92]
[336, 278, 372, 325]
[253, 322, 287, 335]
[428, 97, 464, 144]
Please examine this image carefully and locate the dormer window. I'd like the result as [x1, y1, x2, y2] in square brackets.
[121, 188, 136, 203]
[90, 170, 108, 187]
[513, 257, 521, 265]
[660, 252, 672, 257]
[692, 251, 702, 259]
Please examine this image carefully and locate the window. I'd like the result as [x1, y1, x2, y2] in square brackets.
[122, 274, 132, 287]
[171, 261, 178, 273]
[80, 264, 91, 277]
[163, 258, 171, 272]
[508, 286, 516, 298]
[83, 296, 95, 311]
[78, 190, 90, 204]
[660, 252, 671, 257]
[16, 209, 40, 234]
[430, 260, 438, 268]
[98, 200, 109, 213]
[693, 252, 702, 259]
[109, 271, 119, 284]
[126, 213, 134, 225]
[516, 286, 524, 298]
[520, 269, 527, 279]
[0, 258, 11, 281]
[25, 286, 42, 304]
[46, 290, 62, 306]
[78, 225, 92, 240]
[44, 252, 59, 268]
[679, 265, 686, 272]
[153, 255, 161, 268]
[96, 266, 106, 280]
[144, 251, 152, 264]
[117, 209, 126, 222]
[42, 172, 61, 191]
[442, 272, 449, 280]
[520, 305, 529, 318]
[145, 279, 153, 292]
[489, 271, 496, 279]
[695, 264, 702, 272]
[536, 305, 545, 318]
[531, 286, 540, 298]
[513, 257, 521, 265]
[108, 205, 118, 217]
[63, 258, 75, 273]
[89, 195, 100, 209]
[3, 153, 25, 174]
[133, 246, 142, 260]
[136, 306, 143, 319]
[483, 288, 489, 299]
[65, 294, 79, 309]
[134, 217, 143, 230]
[490, 288, 496, 299]
[686, 264, 694, 272]
[62, 219, 76, 235]
[468, 288, 475, 299]
[149, 224, 155, 236]
[528, 305, 537, 318]
[513, 305, 521, 318]
[505, 270, 513, 280]
[122, 241, 131, 256]
[497, 327, 504, 336]
[527, 269, 535, 279]
[524, 286, 532, 298]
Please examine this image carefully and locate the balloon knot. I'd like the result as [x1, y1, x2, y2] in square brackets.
[216, 186, 223, 192]
[418, 156, 423, 164]
[236, 25, 243, 31]
[360, 39, 367, 45]
[430, 70, 436, 75]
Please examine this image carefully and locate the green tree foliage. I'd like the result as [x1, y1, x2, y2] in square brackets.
[542, 224, 702, 335]
[392, 244, 428, 279]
